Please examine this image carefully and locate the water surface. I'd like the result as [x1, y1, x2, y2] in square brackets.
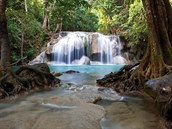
[0, 65, 162, 129]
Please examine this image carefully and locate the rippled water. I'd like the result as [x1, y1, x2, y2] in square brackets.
[50, 65, 161, 129]
[0, 65, 162, 129]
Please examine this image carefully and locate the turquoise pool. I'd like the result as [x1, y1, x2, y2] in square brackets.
[49, 64, 124, 75]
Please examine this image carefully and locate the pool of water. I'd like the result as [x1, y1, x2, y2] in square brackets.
[49, 64, 124, 74]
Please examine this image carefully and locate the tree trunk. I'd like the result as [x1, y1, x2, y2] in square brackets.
[42, 0, 49, 30]
[0, 0, 11, 73]
[54, 18, 63, 33]
[24, 0, 28, 13]
[21, 31, 24, 65]
[131, 0, 172, 84]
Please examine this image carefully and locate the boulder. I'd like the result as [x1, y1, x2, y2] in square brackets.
[71, 56, 90, 65]
[145, 74, 172, 121]
[91, 33, 100, 54]
[29, 51, 48, 65]
[79, 56, 90, 65]
[145, 74, 172, 102]
[113, 56, 127, 64]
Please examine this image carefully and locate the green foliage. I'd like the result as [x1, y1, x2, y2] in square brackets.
[47, 0, 98, 31]
[7, 0, 98, 63]
[6, 0, 152, 63]
[127, 0, 147, 46]
[7, 2, 46, 62]
[91, 0, 147, 46]
[62, 8, 98, 31]
[91, 0, 118, 34]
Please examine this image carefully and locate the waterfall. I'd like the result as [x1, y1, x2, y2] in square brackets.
[96, 33, 115, 64]
[52, 32, 90, 64]
[51, 32, 125, 65]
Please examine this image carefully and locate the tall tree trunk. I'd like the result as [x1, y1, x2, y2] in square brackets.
[42, 0, 49, 30]
[131, 0, 172, 83]
[0, 0, 11, 73]
[21, 31, 24, 65]
[24, 0, 28, 13]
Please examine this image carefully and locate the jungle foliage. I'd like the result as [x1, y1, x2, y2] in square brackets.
[91, 0, 147, 46]
[6, 0, 172, 63]
[6, 0, 98, 62]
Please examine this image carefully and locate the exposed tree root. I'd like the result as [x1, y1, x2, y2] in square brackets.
[97, 62, 172, 94]
[0, 63, 60, 100]
[97, 63, 140, 93]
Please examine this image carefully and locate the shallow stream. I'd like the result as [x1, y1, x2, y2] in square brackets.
[0, 65, 162, 129]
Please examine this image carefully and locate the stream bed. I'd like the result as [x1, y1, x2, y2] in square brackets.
[0, 65, 162, 129]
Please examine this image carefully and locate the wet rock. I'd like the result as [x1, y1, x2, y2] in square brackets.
[113, 56, 127, 64]
[79, 56, 90, 65]
[29, 51, 48, 65]
[63, 70, 80, 74]
[0, 96, 105, 129]
[51, 71, 62, 77]
[145, 74, 172, 123]
[71, 56, 90, 65]
[90, 53, 101, 61]
[145, 74, 172, 102]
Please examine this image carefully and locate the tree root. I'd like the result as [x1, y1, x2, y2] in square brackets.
[0, 63, 60, 100]
[97, 62, 172, 94]
[97, 63, 140, 93]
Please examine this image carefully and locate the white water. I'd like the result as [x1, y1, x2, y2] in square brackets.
[52, 32, 88, 64]
[51, 32, 123, 65]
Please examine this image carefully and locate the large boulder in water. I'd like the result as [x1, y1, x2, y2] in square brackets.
[113, 56, 127, 64]
[71, 56, 90, 65]
[79, 56, 90, 65]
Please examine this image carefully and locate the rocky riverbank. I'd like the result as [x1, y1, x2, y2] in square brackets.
[0, 63, 60, 100]
[97, 65, 172, 129]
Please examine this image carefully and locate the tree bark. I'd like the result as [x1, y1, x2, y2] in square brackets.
[54, 18, 63, 33]
[21, 31, 24, 65]
[42, 0, 49, 30]
[0, 0, 11, 72]
[131, 0, 172, 84]
[24, 0, 28, 13]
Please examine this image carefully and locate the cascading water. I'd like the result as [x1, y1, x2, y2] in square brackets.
[96, 33, 116, 64]
[51, 31, 124, 65]
[52, 32, 90, 64]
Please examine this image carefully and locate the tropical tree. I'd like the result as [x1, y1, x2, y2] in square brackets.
[0, 0, 11, 73]
[91, 0, 118, 34]
[131, 0, 172, 85]
[127, 0, 147, 46]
